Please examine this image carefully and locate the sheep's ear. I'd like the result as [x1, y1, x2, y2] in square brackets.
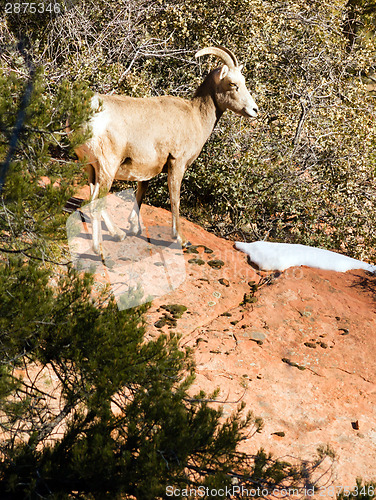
[219, 65, 229, 80]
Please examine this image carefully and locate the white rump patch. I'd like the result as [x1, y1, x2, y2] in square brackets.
[235, 241, 376, 273]
[90, 94, 101, 112]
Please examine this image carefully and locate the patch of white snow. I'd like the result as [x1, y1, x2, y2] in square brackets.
[234, 241, 376, 273]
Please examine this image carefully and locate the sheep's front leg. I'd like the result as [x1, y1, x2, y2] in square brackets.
[168, 161, 187, 247]
[129, 180, 149, 235]
[101, 208, 126, 242]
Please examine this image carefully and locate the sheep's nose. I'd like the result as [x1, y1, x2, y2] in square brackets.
[246, 104, 258, 118]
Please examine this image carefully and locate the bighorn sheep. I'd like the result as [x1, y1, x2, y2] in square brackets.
[72, 46, 258, 256]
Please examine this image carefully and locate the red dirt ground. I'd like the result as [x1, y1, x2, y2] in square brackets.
[62, 191, 376, 496]
[138, 204, 376, 496]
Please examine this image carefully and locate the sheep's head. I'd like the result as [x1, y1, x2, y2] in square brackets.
[195, 46, 258, 118]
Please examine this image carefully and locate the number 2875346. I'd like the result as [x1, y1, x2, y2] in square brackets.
[5, 3, 61, 14]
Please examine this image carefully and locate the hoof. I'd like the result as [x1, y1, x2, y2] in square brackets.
[112, 230, 126, 242]
[128, 226, 142, 236]
[173, 233, 189, 248]
[93, 245, 110, 262]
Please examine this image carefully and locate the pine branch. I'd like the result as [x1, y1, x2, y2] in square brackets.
[0, 39, 36, 192]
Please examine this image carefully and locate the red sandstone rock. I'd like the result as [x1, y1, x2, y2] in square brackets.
[140, 205, 376, 494]
[66, 196, 376, 493]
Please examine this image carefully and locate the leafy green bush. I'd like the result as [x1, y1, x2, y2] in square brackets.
[144, 0, 376, 259]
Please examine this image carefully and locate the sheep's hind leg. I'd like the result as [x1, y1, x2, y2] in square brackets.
[94, 174, 125, 243]
[129, 180, 149, 235]
[89, 181, 104, 257]
[90, 174, 125, 259]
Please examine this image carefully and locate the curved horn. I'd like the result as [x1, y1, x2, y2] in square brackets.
[195, 46, 238, 68]
[215, 45, 239, 67]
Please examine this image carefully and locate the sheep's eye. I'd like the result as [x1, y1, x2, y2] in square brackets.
[229, 83, 238, 90]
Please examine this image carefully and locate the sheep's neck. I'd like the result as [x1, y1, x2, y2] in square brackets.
[192, 92, 223, 142]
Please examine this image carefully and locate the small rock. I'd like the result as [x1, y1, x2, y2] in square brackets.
[243, 331, 266, 342]
[196, 337, 207, 345]
[304, 342, 317, 349]
[352, 421, 360, 430]
[207, 259, 225, 269]
[282, 358, 306, 371]
[219, 278, 230, 287]
[339, 328, 349, 335]
[317, 341, 328, 349]
[184, 245, 199, 254]
[201, 245, 214, 254]
[188, 258, 205, 265]
[252, 331, 266, 341]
